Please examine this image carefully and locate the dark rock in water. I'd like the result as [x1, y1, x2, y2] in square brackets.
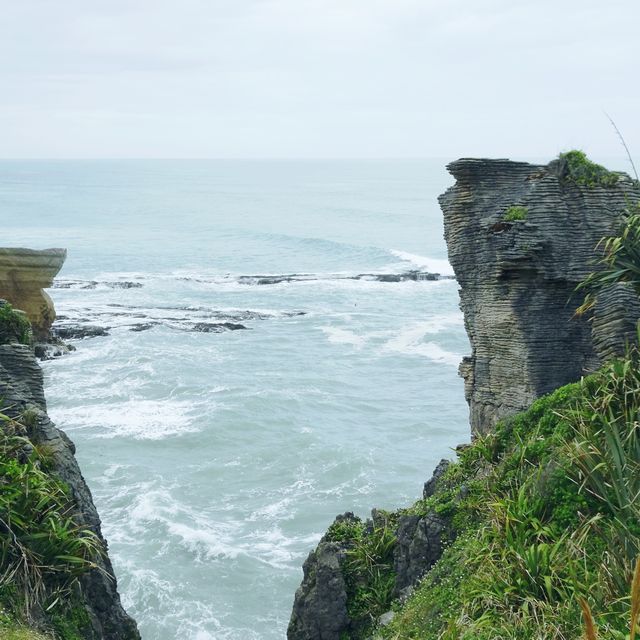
[53, 280, 98, 290]
[0, 344, 139, 638]
[54, 280, 143, 290]
[440, 157, 640, 434]
[356, 270, 441, 282]
[53, 324, 110, 340]
[34, 340, 76, 360]
[105, 281, 143, 289]
[190, 322, 248, 332]
[128, 322, 159, 332]
[288, 513, 354, 640]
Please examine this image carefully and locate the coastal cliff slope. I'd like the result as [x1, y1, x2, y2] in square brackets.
[0, 296, 139, 639]
[439, 156, 640, 434]
[287, 155, 640, 640]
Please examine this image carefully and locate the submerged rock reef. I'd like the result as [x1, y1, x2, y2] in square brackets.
[287, 155, 640, 640]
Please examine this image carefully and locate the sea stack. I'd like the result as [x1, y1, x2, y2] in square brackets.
[439, 157, 640, 435]
[0, 247, 67, 340]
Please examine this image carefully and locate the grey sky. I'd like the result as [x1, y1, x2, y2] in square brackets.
[1, 0, 639, 159]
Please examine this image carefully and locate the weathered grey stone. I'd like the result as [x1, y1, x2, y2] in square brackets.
[592, 283, 640, 360]
[287, 535, 350, 640]
[423, 458, 449, 499]
[0, 344, 140, 639]
[440, 158, 640, 434]
[393, 511, 446, 593]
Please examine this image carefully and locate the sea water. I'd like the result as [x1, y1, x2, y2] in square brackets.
[2, 159, 470, 639]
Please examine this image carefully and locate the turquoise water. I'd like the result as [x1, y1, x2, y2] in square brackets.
[2, 160, 470, 639]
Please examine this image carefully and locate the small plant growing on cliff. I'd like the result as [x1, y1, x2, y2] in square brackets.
[504, 205, 528, 222]
[559, 150, 619, 188]
[0, 411, 104, 621]
[0, 303, 32, 347]
[576, 207, 640, 314]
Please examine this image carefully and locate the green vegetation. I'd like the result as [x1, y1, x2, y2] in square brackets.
[577, 206, 640, 314]
[0, 410, 103, 638]
[504, 205, 528, 222]
[363, 356, 640, 639]
[559, 150, 619, 188]
[0, 303, 32, 346]
[327, 514, 398, 636]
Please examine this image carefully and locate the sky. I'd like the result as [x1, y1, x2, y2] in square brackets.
[1, 0, 639, 160]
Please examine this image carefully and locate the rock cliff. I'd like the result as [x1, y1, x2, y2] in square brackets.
[439, 157, 640, 434]
[287, 155, 640, 640]
[0, 301, 139, 638]
[0, 248, 67, 341]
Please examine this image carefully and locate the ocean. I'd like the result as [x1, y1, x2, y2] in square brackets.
[2, 159, 470, 639]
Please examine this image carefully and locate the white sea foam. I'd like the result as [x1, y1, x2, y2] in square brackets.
[389, 249, 454, 276]
[320, 326, 367, 348]
[383, 322, 462, 366]
[52, 399, 199, 439]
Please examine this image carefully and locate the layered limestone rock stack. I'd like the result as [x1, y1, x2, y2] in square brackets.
[0, 305, 139, 638]
[0, 247, 67, 340]
[440, 158, 640, 434]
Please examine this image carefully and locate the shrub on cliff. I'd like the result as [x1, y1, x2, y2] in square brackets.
[0, 302, 32, 347]
[559, 150, 619, 188]
[0, 410, 103, 634]
[577, 206, 640, 314]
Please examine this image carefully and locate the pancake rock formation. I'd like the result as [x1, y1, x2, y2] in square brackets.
[0, 247, 67, 340]
[440, 157, 640, 434]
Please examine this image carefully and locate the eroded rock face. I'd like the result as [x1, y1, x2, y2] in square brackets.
[287, 516, 351, 640]
[440, 158, 640, 434]
[0, 344, 140, 639]
[0, 248, 67, 340]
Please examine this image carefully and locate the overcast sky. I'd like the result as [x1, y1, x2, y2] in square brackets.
[1, 0, 639, 160]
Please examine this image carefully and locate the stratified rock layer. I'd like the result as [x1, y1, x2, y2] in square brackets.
[0, 248, 67, 340]
[439, 158, 640, 434]
[0, 343, 140, 639]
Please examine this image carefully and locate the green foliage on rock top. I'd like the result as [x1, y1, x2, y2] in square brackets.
[559, 150, 619, 188]
[0, 303, 32, 346]
[336, 351, 640, 639]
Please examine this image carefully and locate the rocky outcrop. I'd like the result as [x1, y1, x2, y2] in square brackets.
[0, 248, 67, 340]
[439, 158, 640, 434]
[288, 523, 351, 640]
[0, 333, 139, 637]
